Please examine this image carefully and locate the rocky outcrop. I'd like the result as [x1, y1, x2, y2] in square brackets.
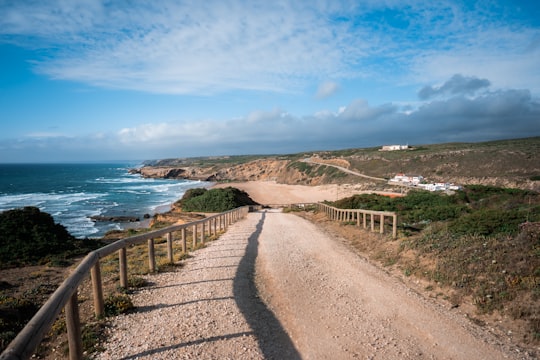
[129, 167, 188, 179]
[131, 160, 296, 183]
[90, 215, 142, 222]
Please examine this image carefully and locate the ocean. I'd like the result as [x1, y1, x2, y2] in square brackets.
[0, 162, 210, 238]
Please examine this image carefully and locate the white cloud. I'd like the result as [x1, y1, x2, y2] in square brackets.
[315, 81, 340, 99]
[1, 1, 538, 96]
[0, 1, 368, 94]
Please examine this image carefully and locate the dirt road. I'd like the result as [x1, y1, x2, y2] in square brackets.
[95, 210, 519, 359]
[256, 209, 515, 359]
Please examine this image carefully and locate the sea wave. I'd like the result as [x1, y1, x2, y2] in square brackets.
[0, 192, 106, 210]
[0, 168, 208, 238]
[92, 175, 145, 184]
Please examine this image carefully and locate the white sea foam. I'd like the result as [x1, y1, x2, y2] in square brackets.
[93, 176, 145, 184]
[0, 169, 207, 238]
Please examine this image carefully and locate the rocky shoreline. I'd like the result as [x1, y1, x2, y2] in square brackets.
[89, 214, 150, 223]
[128, 166, 220, 181]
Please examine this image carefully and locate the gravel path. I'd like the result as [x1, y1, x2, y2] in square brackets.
[94, 210, 521, 359]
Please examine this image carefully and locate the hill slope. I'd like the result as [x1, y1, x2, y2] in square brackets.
[132, 137, 540, 191]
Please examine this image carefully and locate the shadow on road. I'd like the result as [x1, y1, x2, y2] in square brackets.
[233, 211, 301, 359]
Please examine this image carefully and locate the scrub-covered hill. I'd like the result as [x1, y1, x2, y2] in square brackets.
[132, 137, 540, 191]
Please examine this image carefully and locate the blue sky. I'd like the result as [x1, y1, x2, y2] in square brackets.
[0, 0, 539, 163]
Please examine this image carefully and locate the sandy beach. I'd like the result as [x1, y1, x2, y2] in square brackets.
[212, 180, 370, 204]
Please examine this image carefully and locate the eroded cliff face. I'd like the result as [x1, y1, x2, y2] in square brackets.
[131, 159, 297, 183]
[130, 159, 346, 185]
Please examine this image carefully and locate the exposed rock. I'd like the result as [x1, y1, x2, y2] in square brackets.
[90, 215, 140, 222]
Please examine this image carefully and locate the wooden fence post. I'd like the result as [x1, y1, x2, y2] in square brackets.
[363, 212, 367, 228]
[393, 214, 397, 239]
[192, 225, 197, 247]
[119, 248, 128, 289]
[90, 263, 104, 318]
[65, 293, 83, 360]
[166, 233, 174, 263]
[380, 214, 384, 234]
[201, 223, 205, 244]
[148, 238, 156, 272]
[181, 228, 187, 253]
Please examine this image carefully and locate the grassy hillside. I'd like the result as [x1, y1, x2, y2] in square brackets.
[141, 137, 540, 190]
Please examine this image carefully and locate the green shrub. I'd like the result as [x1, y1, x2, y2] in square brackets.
[0, 207, 101, 269]
[81, 321, 106, 354]
[178, 187, 258, 212]
[0, 207, 77, 268]
[128, 276, 148, 288]
[104, 293, 134, 316]
[449, 209, 529, 236]
[331, 185, 538, 237]
[181, 188, 208, 202]
[0, 295, 39, 351]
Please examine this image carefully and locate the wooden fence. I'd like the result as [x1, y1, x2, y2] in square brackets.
[315, 203, 398, 239]
[0, 206, 250, 360]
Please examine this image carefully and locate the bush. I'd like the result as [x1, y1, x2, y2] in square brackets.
[0, 295, 39, 351]
[449, 209, 529, 236]
[104, 293, 134, 316]
[178, 187, 258, 212]
[331, 185, 539, 237]
[0, 207, 79, 268]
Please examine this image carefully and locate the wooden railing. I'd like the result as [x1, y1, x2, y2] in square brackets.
[0, 206, 250, 360]
[315, 203, 398, 239]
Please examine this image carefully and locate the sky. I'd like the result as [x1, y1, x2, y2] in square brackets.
[0, 0, 539, 163]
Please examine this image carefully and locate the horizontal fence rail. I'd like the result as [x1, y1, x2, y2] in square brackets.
[315, 203, 398, 239]
[0, 206, 250, 360]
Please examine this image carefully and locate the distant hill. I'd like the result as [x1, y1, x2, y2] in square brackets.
[133, 137, 539, 191]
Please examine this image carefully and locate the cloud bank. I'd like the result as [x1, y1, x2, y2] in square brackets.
[1, 75, 538, 162]
[418, 74, 491, 100]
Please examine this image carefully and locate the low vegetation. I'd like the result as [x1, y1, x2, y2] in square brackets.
[0, 207, 101, 269]
[287, 161, 348, 181]
[327, 185, 540, 343]
[176, 187, 258, 212]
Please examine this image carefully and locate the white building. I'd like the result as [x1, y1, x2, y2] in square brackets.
[389, 173, 462, 191]
[417, 182, 463, 192]
[390, 173, 424, 185]
[380, 144, 409, 151]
